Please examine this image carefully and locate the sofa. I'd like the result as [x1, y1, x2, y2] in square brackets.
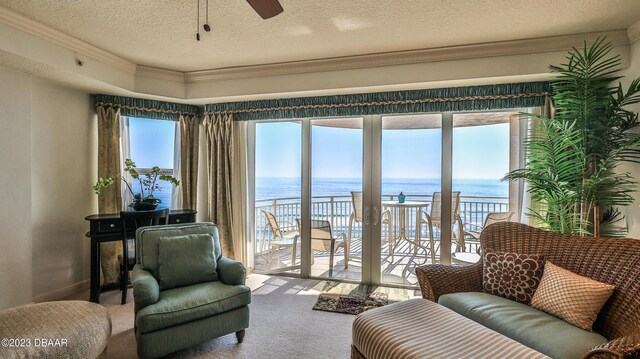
[131, 223, 251, 359]
[351, 222, 640, 359]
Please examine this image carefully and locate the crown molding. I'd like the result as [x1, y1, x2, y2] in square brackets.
[0, 6, 136, 74]
[136, 65, 184, 82]
[0, 3, 634, 86]
[628, 20, 640, 44]
[184, 30, 630, 83]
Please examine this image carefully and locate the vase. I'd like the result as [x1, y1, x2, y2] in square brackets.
[398, 192, 406, 204]
[132, 202, 159, 211]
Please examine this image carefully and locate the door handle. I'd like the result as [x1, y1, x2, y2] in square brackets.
[372, 206, 379, 225]
[364, 206, 371, 225]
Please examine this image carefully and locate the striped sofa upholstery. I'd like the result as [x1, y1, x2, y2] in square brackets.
[352, 298, 549, 359]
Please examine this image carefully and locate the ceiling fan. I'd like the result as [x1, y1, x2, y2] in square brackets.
[196, 0, 284, 40]
[246, 0, 284, 20]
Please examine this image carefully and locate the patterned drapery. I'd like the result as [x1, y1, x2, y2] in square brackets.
[204, 81, 551, 121]
[95, 94, 200, 121]
[204, 113, 235, 259]
[179, 114, 200, 210]
[96, 106, 122, 284]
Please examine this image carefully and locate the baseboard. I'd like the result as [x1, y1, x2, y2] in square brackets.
[32, 280, 90, 303]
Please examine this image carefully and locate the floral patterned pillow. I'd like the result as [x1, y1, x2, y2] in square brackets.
[483, 250, 545, 304]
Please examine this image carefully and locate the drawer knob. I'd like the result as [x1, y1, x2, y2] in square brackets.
[176, 219, 181, 223]
[110, 224, 115, 228]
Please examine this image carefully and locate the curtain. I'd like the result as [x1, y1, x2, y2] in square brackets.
[120, 116, 133, 209]
[178, 114, 200, 210]
[518, 96, 552, 226]
[204, 82, 551, 121]
[171, 121, 182, 209]
[204, 113, 235, 259]
[231, 120, 249, 265]
[97, 106, 122, 285]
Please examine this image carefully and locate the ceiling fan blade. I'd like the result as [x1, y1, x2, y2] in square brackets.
[246, 0, 284, 19]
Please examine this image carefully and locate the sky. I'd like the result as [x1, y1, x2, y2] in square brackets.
[255, 119, 509, 180]
[129, 117, 176, 169]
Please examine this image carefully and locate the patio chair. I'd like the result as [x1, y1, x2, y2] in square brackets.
[348, 191, 394, 261]
[462, 211, 514, 253]
[296, 219, 347, 277]
[419, 192, 464, 262]
[262, 210, 299, 267]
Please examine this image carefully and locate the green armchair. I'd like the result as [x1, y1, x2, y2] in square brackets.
[131, 222, 250, 359]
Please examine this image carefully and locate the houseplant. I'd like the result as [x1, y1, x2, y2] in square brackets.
[505, 37, 640, 236]
[93, 159, 180, 211]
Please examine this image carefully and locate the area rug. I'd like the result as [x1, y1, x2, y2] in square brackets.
[312, 281, 410, 315]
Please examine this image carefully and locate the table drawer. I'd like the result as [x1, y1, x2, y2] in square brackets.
[168, 214, 193, 225]
[96, 219, 121, 234]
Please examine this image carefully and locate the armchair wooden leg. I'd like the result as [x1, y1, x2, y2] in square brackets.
[236, 329, 245, 343]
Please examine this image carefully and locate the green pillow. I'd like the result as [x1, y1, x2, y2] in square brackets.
[158, 233, 218, 290]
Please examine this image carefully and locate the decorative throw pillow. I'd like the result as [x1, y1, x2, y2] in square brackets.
[531, 261, 614, 331]
[158, 233, 218, 290]
[483, 250, 545, 304]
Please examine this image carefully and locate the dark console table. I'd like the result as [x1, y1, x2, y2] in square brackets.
[85, 209, 197, 303]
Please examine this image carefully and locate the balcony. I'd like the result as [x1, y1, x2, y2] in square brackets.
[254, 194, 508, 286]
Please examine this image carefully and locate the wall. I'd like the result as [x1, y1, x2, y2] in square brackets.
[0, 66, 33, 309]
[30, 78, 96, 301]
[0, 65, 96, 309]
[619, 40, 640, 239]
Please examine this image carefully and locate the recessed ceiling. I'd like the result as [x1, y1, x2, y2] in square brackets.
[1, 0, 639, 72]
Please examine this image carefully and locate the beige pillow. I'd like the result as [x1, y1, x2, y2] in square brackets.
[531, 261, 614, 331]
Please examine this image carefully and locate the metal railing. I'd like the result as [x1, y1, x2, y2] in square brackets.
[254, 194, 509, 260]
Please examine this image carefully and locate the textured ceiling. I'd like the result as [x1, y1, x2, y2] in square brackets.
[1, 0, 640, 72]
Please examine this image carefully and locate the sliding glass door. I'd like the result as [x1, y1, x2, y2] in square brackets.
[253, 120, 302, 274]
[310, 118, 363, 280]
[380, 114, 442, 286]
[249, 111, 519, 286]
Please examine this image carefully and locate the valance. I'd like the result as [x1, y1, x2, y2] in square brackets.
[95, 94, 201, 121]
[204, 82, 551, 121]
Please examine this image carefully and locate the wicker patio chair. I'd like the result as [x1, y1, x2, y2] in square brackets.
[415, 222, 640, 359]
[348, 191, 394, 261]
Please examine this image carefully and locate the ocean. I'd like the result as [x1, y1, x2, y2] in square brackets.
[151, 177, 508, 209]
[256, 177, 508, 200]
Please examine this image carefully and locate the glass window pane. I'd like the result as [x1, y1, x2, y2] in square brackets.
[254, 121, 302, 274]
[381, 114, 442, 286]
[128, 117, 176, 209]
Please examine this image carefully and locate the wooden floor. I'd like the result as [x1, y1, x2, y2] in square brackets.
[253, 236, 444, 286]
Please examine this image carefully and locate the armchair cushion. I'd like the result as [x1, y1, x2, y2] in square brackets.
[158, 233, 218, 290]
[439, 292, 608, 359]
[131, 265, 160, 310]
[217, 256, 247, 286]
[136, 281, 251, 334]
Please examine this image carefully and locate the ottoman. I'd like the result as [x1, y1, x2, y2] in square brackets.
[0, 301, 112, 359]
[352, 298, 549, 359]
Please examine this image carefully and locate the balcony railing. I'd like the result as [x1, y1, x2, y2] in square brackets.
[254, 194, 509, 260]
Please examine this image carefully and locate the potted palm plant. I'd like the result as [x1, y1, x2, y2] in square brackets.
[93, 159, 180, 211]
[505, 37, 640, 236]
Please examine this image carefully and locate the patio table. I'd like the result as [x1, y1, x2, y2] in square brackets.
[382, 200, 430, 257]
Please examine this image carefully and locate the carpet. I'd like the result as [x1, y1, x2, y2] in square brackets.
[312, 281, 410, 315]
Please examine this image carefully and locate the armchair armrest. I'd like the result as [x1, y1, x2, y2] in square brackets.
[131, 265, 160, 311]
[217, 256, 247, 286]
[415, 262, 483, 302]
[584, 334, 640, 359]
